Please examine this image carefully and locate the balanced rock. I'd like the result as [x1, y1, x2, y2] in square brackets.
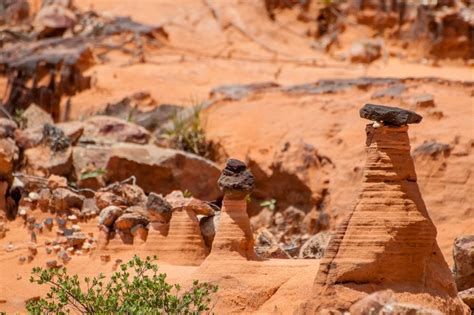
[146, 193, 172, 222]
[106, 143, 221, 201]
[114, 213, 148, 231]
[217, 158, 254, 199]
[207, 159, 256, 260]
[360, 103, 422, 126]
[310, 107, 466, 313]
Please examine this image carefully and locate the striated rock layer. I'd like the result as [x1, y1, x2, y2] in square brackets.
[206, 197, 256, 260]
[310, 124, 468, 314]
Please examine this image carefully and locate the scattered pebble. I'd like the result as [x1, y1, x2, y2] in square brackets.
[28, 192, 40, 201]
[46, 260, 58, 269]
[100, 254, 111, 262]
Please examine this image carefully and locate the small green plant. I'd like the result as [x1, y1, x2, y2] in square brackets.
[13, 108, 27, 129]
[27, 255, 218, 314]
[183, 189, 193, 198]
[260, 199, 277, 211]
[163, 102, 213, 159]
[80, 167, 107, 181]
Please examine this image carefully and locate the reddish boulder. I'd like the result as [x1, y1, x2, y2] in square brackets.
[81, 116, 150, 144]
[106, 143, 221, 201]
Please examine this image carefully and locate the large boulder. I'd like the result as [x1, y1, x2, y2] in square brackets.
[21, 104, 54, 129]
[23, 145, 72, 177]
[50, 188, 85, 213]
[106, 143, 221, 201]
[56, 121, 84, 145]
[72, 145, 110, 189]
[22, 124, 72, 177]
[14, 126, 43, 149]
[453, 235, 474, 291]
[114, 212, 148, 231]
[81, 116, 150, 144]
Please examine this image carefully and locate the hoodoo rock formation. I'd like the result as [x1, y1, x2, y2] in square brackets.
[206, 158, 256, 260]
[142, 193, 209, 265]
[309, 104, 468, 313]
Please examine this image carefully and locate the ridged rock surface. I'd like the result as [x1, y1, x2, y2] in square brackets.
[206, 197, 256, 260]
[142, 209, 208, 266]
[311, 125, 467, 314]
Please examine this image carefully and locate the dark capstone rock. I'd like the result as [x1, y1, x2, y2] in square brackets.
[218, 159, 254, 198]
[146, 193, 172, 221]
[360, 103, 422, 126]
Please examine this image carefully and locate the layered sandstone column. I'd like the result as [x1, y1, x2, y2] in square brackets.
[208, 159, 256, 260]
[143, 193, 208, 265]
[312, 104, 467, 313]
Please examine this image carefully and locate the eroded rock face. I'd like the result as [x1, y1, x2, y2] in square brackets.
[453, 235, 474, 291]
[106, 143, 221, 201]
[311, 116, 466, 313]
[143, 209, 208, 266]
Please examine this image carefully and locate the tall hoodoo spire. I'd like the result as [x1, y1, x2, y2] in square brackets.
[208, 158, 256, 259]
[311, 104, 467, 313]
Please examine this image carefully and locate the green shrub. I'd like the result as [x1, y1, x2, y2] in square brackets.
[163, 104, 213, 159]
[27, 255, 218, 314]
